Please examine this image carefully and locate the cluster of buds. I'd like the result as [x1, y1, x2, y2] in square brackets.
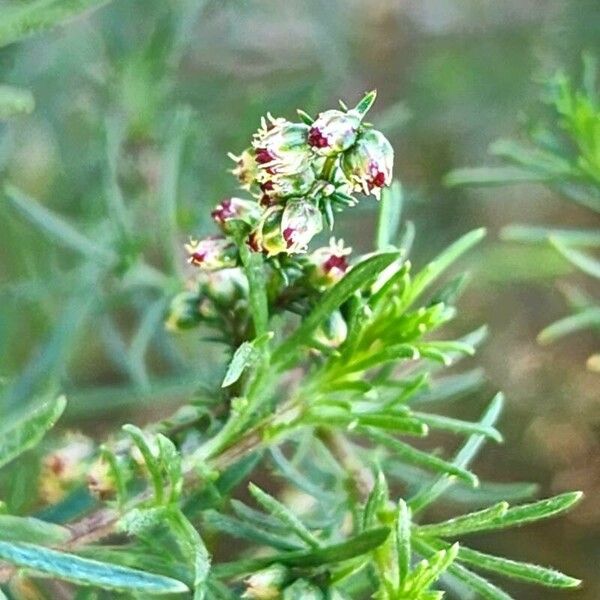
[185, 91, 392, 271]
[169, 92, 393, 335]
[166, 267, 249, 332]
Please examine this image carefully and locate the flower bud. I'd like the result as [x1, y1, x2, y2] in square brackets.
[308, 109, 361, 156]
[185, 236, 238, 270]
[280, 198, 323, 253]
[341, 129, 393, 199]
[243, 564, 289, 599]
[307, 237, 351, 289]
[253, 114, 311, 176]
[314, 310, 348, 349]
[165, 290, 202, 331]
[87, 457, 116, 501]
[282, 580, 324, 600]
[228, 148, 259, 189]
[39, 434, 94, 503]
[249, 206, 287, 256]
[258, 167, 315, 201]
[200, 267, 248, 304]
[211, 197, 261, 232]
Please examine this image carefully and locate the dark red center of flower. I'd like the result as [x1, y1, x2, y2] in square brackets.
[189, 252, 206, 266]
[260, 180, 274, 192]
[367, 164, 387, 189]
[282, 227, 295, 248]
[211, 199, 234, 223]
[323, 254, 349, 273]
[255, 148, 275, 164]
[308, 127, 329, 148]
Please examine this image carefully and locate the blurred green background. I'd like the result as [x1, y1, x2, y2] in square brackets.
[0, 1, 599, 597]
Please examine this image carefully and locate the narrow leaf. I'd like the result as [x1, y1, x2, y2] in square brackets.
[213, 527, 390, 577]
[376, 180, 402, 250]
[418, 502, 509, 538]
[537, 308, 600, 344]
[0, 541, 188, 594]
[396, 500, 411, 587]
[0, 395, 66, 470]
[501, 225, 600, 247]
[403, 229, 486, 311]
[248, 483, 320, 548]
[456, 492, 583, 534]
[3, 185, 115, 264]
[411, 412, 503, 442]
[364, 429, 478, 486]
[409, 393, 504, 513]
[551, 238, 600, 278]
[413, 538, 514, 600]
[455, 545, 581, 589]
[0, 0, 112, 49]
[444, 166, 549, 187]
[0, 515, 70, 545]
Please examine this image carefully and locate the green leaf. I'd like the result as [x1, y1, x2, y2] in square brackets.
[413, 538, 513, 600]
[501, 225, 600, 247]
[537, 307, 600, 344]
[213, 527, 390, 577]
[411, 369, 485, 405]
[396, 500, 411, 586]
[411, 412, 503, 442]
[354, 90, 377, 117]
[203, 510, 302, 551]
[444, 166, 548, 187]
[3, 184, 115, 265]
[238, 242, 269, 336]
[550, 238, 600, 278]
[168, 510, 210, 600]
[0, 0, 112, 49]
[409, 393, 504, 514]
[248, 483, 320, 548]
[0, 84, 34, 118]
[221, 333, 272, 388]
[0, 515, 70, 545]
[273, 251, 400, 366]
[0, 395, 66, 470]
[454, 545, 581, 589]
[221, 342, 257, 388]
[450, 492, 583, 534]
[364, 429, 478, 486]
[402, 229, 486, 311]
[376, 180, 402, 250]
[122, 425, 163, 504]
[418, 502, 509, 538]
[0, 541, 188, 594]
[445, 561, 514, 600]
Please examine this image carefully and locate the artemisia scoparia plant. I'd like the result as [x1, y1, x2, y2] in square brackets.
[0, 92, 583, 600]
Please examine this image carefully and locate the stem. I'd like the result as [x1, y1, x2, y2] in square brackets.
[318, 429, 374, 503]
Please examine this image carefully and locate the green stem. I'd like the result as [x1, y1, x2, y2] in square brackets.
[238, 241, 269, 337]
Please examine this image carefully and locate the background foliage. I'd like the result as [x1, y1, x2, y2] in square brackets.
[0, 0, 598, 598]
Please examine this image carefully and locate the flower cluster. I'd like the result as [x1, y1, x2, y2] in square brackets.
[188, 91, 392, 267]
[169, 92, 393, 334]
